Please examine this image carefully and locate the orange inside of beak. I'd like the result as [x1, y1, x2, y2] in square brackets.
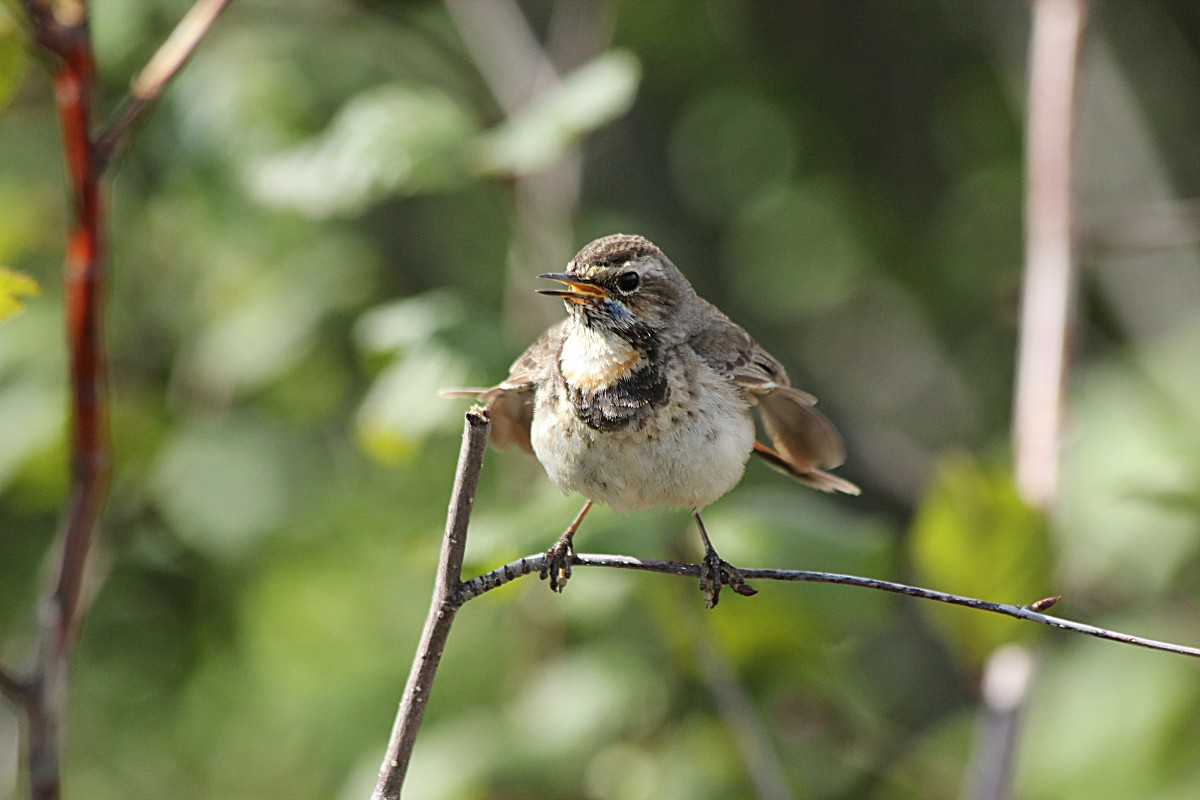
[537, 275, 607, 304]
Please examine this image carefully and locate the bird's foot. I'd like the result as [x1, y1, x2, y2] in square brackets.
[540, 534, 576, 593]
[699, 548, 758, 609]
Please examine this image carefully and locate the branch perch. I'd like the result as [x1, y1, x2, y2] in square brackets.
[458, 555, 1200, 658]
[371, 410, 489, 800]
[375, 408, 1200, 796]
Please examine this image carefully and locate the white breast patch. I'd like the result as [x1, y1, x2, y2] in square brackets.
[558, 323, 641, 390]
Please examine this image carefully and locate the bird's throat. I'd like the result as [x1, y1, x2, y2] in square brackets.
[559, 322, 645, 391]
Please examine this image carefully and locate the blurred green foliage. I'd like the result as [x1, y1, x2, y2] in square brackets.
[909, 457, 1050, 669]
[2, 1, 1200, 798]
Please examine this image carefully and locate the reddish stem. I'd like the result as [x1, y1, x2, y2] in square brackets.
[50, 14, 109, 655]
[16, 6, 111, 798]
[5, 1, 227, 796]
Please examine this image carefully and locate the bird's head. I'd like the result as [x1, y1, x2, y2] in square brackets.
[539, 234, 696, 346]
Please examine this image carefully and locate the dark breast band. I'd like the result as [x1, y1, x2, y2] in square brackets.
[568, 364, 669, 432]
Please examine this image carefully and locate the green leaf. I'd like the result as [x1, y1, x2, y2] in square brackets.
[0, 266, 39, 321]
[354, 292, 470, 464]
[0, 5, 26, 114]
[475, 50, 641, 175]
[245, 85, 478, 217]
[908, 454, 1052, 669]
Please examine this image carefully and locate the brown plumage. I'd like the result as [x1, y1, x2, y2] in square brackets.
[445, 233, 858, 606]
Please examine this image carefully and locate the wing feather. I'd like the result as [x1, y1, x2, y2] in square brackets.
[689, 311, 858, 495]
[440, 321, 565, 453]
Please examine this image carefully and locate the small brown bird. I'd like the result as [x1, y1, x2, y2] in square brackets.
[446, 234, 858, 606]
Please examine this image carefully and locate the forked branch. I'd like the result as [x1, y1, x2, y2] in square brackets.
[371, 410, 489, 800]
[373, 409, 1200, 797]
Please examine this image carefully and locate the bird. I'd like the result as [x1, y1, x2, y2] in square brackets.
[445, 233, 859, 607]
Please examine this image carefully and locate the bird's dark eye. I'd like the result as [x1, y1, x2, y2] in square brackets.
[616, 271, 640, 293]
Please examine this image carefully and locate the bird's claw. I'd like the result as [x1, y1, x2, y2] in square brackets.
[699, 549, 757, 608]
[540, 535, 575, 593]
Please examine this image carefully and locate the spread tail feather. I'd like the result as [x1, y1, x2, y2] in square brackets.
[752, 442, 861, 495]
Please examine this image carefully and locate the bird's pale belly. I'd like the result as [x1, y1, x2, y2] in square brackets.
[531, 373, 755, 513]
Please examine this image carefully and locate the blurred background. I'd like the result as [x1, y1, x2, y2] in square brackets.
[3, 1, 1200, 798]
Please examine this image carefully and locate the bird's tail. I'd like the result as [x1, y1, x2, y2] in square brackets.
[439, 387, 489, 399]
[752, 442, 861, 495]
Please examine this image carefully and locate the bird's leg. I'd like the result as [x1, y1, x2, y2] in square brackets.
[541, 500, 593, 593]
[695, 512, 757, 608]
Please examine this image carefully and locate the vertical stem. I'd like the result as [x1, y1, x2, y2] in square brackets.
[968, 3, 1088, 799]
[5, 3, 228, 797]
[371, 410, 490, 800]
[48, 18, 107, 671]
[962, 646, 1037, 800]
[1013, 0, 1089, 510]
[23, 6, 110, 797]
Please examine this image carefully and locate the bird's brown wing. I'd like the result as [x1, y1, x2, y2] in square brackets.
[441, 321, 565, 453]
[688, 312, 859, 495]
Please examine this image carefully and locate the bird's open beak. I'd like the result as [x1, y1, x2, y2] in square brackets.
[536, 273, 607, 305]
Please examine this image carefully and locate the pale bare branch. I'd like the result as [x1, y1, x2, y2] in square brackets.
[94, 0, 233, 166]
[371, 410, 489, 800]
[1013, 0, 1088, 510]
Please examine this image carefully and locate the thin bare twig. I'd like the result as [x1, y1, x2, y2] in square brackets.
[371, 410, 490, 800]
[94, 0, 232, 167]
[457, 554, 1200, 659]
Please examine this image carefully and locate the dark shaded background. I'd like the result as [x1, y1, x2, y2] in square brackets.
[2, 1, 1200, 798]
